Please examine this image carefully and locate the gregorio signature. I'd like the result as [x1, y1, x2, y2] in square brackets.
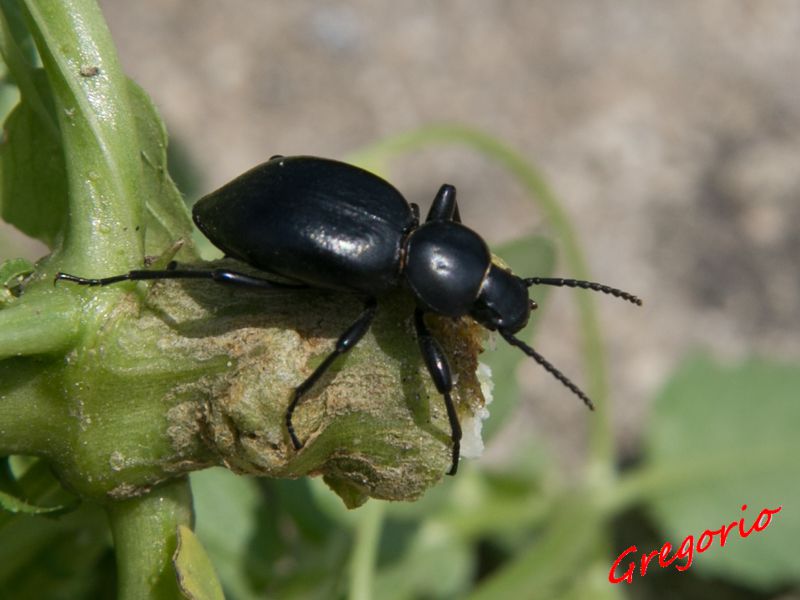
[609, 504, 782, 584]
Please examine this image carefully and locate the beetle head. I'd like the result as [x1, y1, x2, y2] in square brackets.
[469, 264, 531, 333]
[481, 272, 642, 411]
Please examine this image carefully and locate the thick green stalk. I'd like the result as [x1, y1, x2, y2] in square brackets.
[108, 478, 193, 600]
[348, 500, 385, 600]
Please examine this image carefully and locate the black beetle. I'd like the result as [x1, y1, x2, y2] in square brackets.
[56, 155, 641, 475]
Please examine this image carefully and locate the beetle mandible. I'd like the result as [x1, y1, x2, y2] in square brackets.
[56, 155, 641, 475]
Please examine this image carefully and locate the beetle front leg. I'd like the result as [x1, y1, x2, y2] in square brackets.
[286, 297, 378, 450]
[413, 308, 462, 475]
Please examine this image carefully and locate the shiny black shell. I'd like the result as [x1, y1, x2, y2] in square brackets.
[192, 156, 416, 295]
[405, 221, 490, 317]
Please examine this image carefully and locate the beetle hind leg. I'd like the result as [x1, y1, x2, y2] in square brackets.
[285, 297, 378, 450]
[54, 267, 308, 290]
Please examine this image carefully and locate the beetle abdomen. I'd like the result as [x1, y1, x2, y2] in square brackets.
[193, 156, 416, 294]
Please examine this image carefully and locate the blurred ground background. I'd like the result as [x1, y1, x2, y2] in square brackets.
[6, 0, 799, 469]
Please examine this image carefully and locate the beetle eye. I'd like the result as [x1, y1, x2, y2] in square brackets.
[529, 299, 538, 311]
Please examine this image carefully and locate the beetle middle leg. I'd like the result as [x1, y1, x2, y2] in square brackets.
[425, 184, 461, 223]
[413, 308, 462, 475]
[286, 297, 378, 450]
[410, 202, 421, 223]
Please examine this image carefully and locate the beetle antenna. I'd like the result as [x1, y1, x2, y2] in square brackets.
[524, 277, 642, 306]
[499, 329, 595, 411]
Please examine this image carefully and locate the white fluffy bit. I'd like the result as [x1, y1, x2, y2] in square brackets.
[459, 362, 494, 459]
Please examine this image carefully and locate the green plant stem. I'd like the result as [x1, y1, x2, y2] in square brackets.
[21, 0, 144, 275]
[350, 125, 613, 474]
[108, 477, 193, 600]
[348, 499, 385, 600]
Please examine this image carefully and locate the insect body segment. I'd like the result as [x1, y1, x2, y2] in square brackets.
[55, 155, 641, 476]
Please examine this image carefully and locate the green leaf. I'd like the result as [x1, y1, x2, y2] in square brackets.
[0, 0, 38, 67]
[126, 79, 195, 257]
[467, 494, 605, 599]
[0, 73, 19, 126]
[0, 489, 77, 517]
[0, 72, 194, 256]
[0, 502, 112, 599]
[481, 235, 555, 441]
[559, 558, 626, 600]
[0, 257, 33, 306]
[0, 457, 79, 522]
[174, 525, 225, 600]
[373, 521, 472, 600]
[191, 469, 263, 600]
[641, 356, 800, 589]
[193, 470, 354, 600]
[0, 257, 32, 285]
[0, 0, 41, 128]
[0, 69, 66, 247]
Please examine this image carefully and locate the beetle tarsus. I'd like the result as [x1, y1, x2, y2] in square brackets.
[286, 396, 304, 450]
[54, 272, 130, 286]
